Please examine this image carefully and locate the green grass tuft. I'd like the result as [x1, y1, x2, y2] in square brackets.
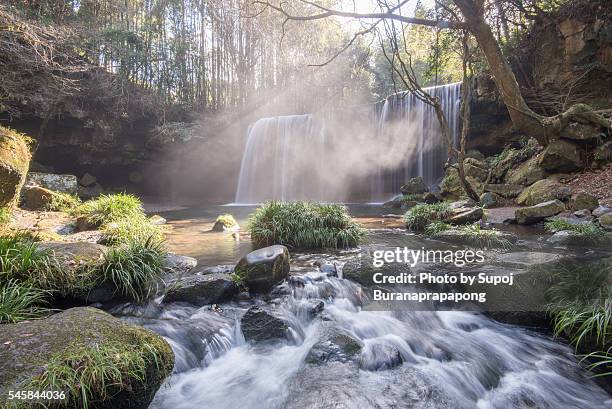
[96, 238, 165, 302]
[0, 279, 50, 324]
[544, 218, 606, 242]
[249, 201, 365, 249]
[24, 340, 165, 409]
[73, 193, 144, 227]
[404, 202, 452, 231]
[424, 221, 452, 235]
[47, 192, 82, 212]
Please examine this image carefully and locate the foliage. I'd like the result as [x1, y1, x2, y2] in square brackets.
[103, 216, 165, 246]
[546, 260, 611, 378]
[404, 203, 452, 231]
[96, 238, 165, 302]
[24, 340, 164, 409]
[424, 221, 452, 235]
[215, 214, 238, 228]
[73, 193, 144, 227]
[424, 221, 512, 248]
[0, 233, 62, 287]
[47, 192, 81, 212]
[544, 218, 606, 242]
[0, 279, 50, 324]
[248, 202, 365, 249]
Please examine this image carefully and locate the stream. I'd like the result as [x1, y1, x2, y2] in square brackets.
[117, 205, 611, 409]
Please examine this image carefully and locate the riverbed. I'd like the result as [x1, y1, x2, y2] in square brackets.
[120, 205, 612, 409]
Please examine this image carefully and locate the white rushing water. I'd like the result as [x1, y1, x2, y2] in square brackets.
[234, 83, 462, 203]
[149, 265, 612, 409]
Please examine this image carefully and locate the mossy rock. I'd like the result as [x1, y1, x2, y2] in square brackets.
[21, 186, 61, 210]
[570, 191, 599, 211]
[516, 178, 571, 206]
[537, 139, 583, 173]
[0, 307, 174, 409]
[505, 157, 546, 186]
[0, 126, 31, 208]
[463, 158, 489, 182]
[212, 214, 239, 232]
[440, 167, 464, 199]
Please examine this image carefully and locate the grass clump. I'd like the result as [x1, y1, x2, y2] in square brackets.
[424, 222, 512, 248]
[249, 201, 365, 249]
[424, 221, 452, 235]
[24, 340, 166, 409]
[96, 238, 165, 302]
[0, 233, 62, 287]
[545, 218, 606, 242]
[73, 193, 144, 227]
[404, 202, 452, 231]
[0, 279, 50, 324]
[216, 214, 238, 228]
[546, 260, 611, 378]
[47, 192, 81, 212]
[103, 217, 165, 246]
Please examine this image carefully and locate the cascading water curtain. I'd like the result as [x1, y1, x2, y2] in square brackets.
[371, 82, 462, 202]
[234, 83, 461, 204]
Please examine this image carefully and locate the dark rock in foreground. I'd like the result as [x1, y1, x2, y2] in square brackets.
[0, 307, 174, 409]
[163, 273, 238, 305]
[241, 306, 289, 343]
[234, 245, 290, 292]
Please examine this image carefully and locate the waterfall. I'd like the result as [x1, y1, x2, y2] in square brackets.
[234, 83, 461, 204]
[371, 82, 462, 201]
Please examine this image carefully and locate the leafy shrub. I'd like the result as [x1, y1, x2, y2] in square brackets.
[544, 218, 606, 242]
[0, 279, 50, 324]
[74, 193, 144, 227]
[96, 238, 165, 302]
[404, 202, 452, 231]
[249, 201, 365, 249]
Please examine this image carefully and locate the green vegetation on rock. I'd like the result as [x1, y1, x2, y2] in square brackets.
[425, 221, 513, 248]
[74, 193, 144, 227]
[544, 218, 606, 242]
[0, 307, 174, 409]
[0, 125, 32, 209]
[249, 202, 365, 249]
[404, 202, 452, 231]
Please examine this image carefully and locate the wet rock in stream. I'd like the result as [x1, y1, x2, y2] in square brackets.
[240, 306, 290, 343]
[234, 245, 290, 292]
[163, 273, 238, 305]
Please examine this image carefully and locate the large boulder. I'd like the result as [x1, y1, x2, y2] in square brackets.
[516, 178, 571, 206]
[483, 183, 524, 199]
[38, 241, 108, 269]
[505, 157, 546, 186]
[234, 245, 290, 292]
[25, 172, 78, 195]
[240, 306, 289, 343]
[479, 192, 502, 209]
[162, 273, 238, 305]
[78, 172, 97, 187]
[463, 158, 489, 182]
[570, 191, 599, 211]
[515, 199, 565, 224]
[440, 167, 463, 199]
[22, 185, 63, 210]
[0, 307, 174, 409]
[537, 139, 583, 173]
[0, 126, 31, 208]
[593, 140, 612, 168]
[400, 176, 429, 195]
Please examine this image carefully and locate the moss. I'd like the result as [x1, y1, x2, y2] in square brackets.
[0, 307, 174, 409]
[0, 126, 32, 208]
[215, 214, 238, 228]
[0, 207, 10, 225]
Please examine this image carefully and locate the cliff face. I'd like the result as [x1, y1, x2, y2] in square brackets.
[468, 0, 612, 154]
